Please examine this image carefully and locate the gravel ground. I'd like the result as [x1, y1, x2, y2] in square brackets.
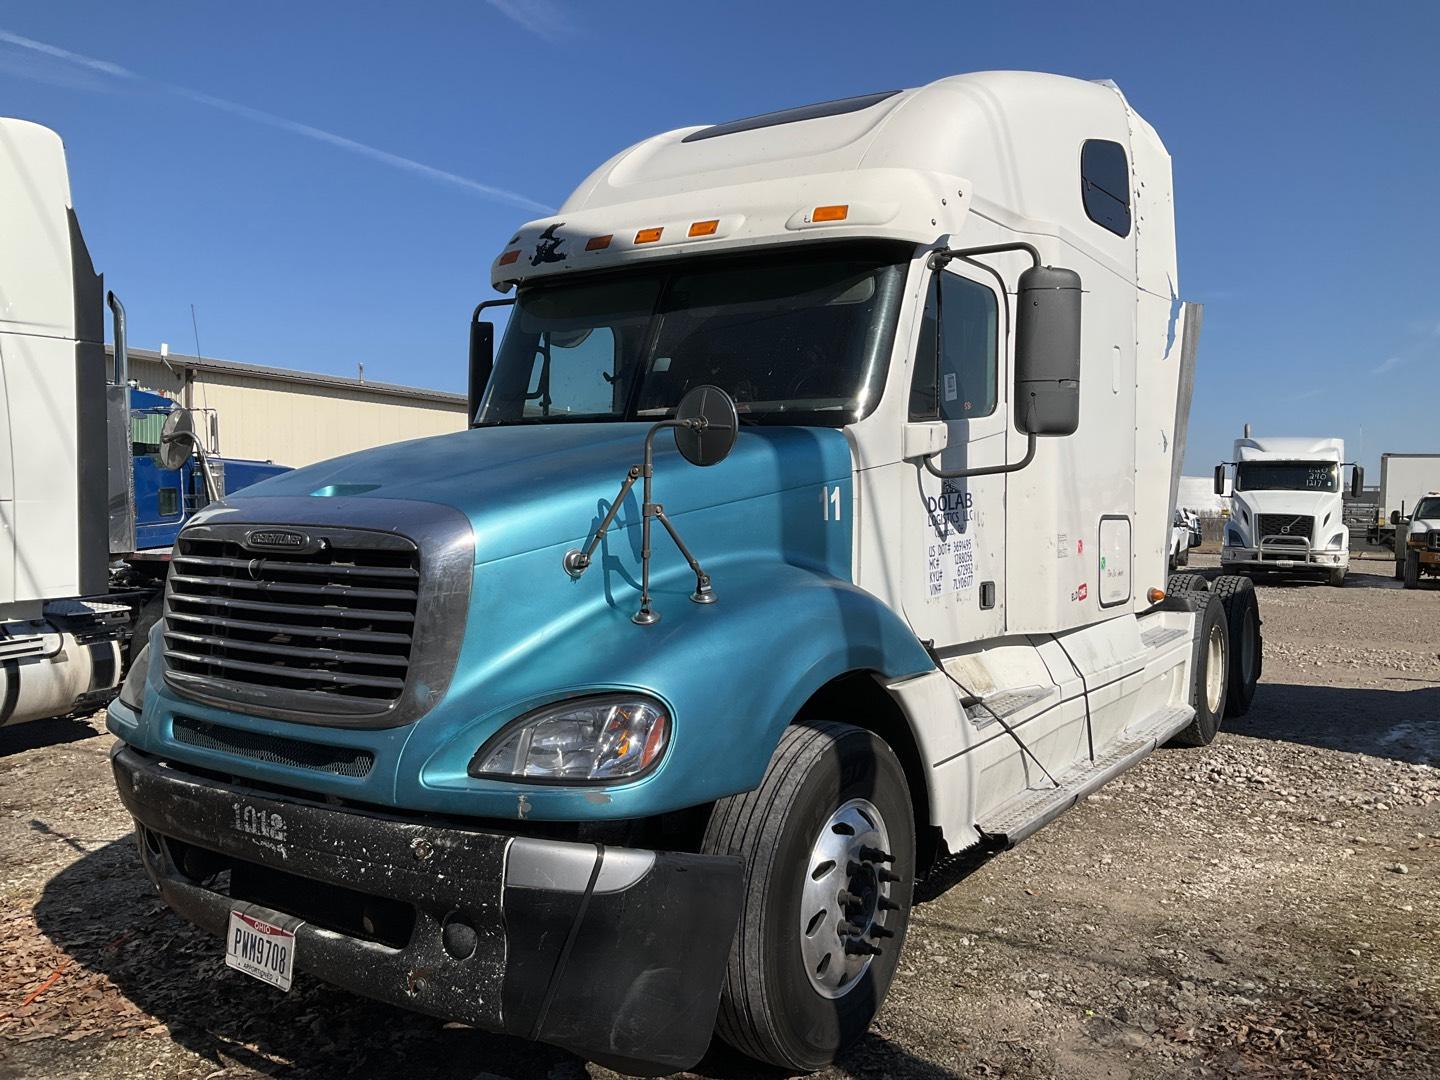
[0, 553, 1436, 1079]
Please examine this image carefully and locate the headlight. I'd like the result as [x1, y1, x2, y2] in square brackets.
[469, 696, 669, 782]
[118, 643, 151, 711]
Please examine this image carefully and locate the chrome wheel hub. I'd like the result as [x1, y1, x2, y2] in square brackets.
[799, 798, 898, 998]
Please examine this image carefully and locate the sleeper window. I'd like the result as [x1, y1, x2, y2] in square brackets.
[1081, 139, 1131, 237]
[908, 273, 999, 422]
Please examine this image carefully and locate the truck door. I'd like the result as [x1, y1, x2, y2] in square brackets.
[901, 264, 1008, 648]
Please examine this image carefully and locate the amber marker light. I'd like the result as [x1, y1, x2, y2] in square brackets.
[1147, 587, 1166, 604]
[635, 227, 664, 244]
[497, 249, 521, 266]
[688, 219, 719, 237]
[812, 204, 849, 222]
[585, 235, 613, 251]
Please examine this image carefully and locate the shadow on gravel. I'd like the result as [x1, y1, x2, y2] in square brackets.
[1236, 683, 1440, 765]
[0, 715, 101, 758]
[36, 839, 961, 1080]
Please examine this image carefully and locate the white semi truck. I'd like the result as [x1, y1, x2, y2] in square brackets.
[0, 119, 285, 729]
[109, 73, 1264, 1072]
[1216, 435, 1363, 586]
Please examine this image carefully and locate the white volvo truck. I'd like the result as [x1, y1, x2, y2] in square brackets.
[110, 73, 1264, 1073]
[1216, 435, 1363, 586]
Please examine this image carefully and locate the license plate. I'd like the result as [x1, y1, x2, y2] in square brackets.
[1274, 559, 1295, 568]
[225, 909, 297, 991]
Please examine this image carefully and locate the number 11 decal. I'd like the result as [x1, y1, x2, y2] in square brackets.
[822, 485, 842, 522]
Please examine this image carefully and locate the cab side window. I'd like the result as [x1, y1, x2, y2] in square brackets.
[908, 273, 999, 422]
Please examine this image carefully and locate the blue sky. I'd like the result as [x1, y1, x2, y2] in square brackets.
[1, 1, 1436, 473]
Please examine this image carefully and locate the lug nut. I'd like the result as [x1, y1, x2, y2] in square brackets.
[877, 868, 901, 884]
[844, 939, 882, 956]
[870, 924, 896, 939]
[877, 896, 900, 912]
[837, 889, 862, 908]
[859, 846, 895, 864]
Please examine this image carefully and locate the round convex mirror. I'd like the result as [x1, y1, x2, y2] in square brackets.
[673, 385, 738, 467]
[158, 408, 198, 471]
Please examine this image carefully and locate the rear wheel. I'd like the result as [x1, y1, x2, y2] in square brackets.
[703, 722, 915, 1071]
[1170, 593, 1229, 748]
[1211, 575, 1261, 717]
[1403, 551, 1421, 589]
[1166, 573, 1209, 596]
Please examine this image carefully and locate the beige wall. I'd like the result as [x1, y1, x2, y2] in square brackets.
[129, 358, 467, 468]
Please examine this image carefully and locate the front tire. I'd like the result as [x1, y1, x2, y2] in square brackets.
[1327, 567, 1347, 587]
[703, 722, 915, 1071]
[1404, 550, 1421, 589]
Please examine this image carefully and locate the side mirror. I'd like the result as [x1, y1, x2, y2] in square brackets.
[672, 385, 738, 467]
[468, 319, 495, 427]
[158, 408, 197, 470]
[1349, 465, 1364, 498]
[1014, 265, 1082, 436]
[1214, 464, 1227, 496]
[468, 298, 515, 427]
[1391, 509, 1401, 525]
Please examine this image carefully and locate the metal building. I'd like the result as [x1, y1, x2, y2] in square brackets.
[112, 345, 467, 468]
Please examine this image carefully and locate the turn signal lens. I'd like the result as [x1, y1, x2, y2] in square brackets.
[688, 219, 719, 237]
[585, 234, 613, 251]
[635, 227, 664, 244]
[812, 204, 849, 222]
[1147, 587, 1166, 604]
[497, 249, 521, 266]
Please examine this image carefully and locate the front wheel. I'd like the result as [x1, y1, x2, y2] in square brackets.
[1404, 551, 1421, 589]
[703, 722, 915, 1071]
[1327, 566, 1347, 588]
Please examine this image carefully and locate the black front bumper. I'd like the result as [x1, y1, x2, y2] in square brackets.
[111, 744, 743, 1075]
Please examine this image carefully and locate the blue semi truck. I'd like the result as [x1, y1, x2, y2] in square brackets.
[107, 73, 1262, 1074]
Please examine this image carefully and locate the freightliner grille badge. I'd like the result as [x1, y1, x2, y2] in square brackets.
[243, 529, 320, 554]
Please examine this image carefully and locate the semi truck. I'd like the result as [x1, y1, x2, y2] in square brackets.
[1370, 452, 1440, 549]
[108, 72, 1264, 1073]
[1215, 435, 1363, 586]
[0, 117, 287, 729]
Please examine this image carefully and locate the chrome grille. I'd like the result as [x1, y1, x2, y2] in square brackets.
[1256, 514, 1314, 544]
[164, 531, 419, 706]
[1429, 531, 1440, 552]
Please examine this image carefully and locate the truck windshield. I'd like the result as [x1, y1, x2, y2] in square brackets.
[477, 243, 908, 427]
[1414, 497, 1440, 519]
[1235, 462, 1338, 493]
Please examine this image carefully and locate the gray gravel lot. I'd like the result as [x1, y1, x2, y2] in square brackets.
[0, 553, 1436, 1079]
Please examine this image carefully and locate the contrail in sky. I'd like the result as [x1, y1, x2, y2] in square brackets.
[0, 28, 552, 215]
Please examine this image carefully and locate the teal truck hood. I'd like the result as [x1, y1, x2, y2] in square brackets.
[241, 422, 834, 564]
[113, 422, 935, 821]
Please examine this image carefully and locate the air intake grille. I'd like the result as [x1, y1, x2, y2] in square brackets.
[1429, 532, 1440, 552]
[173, 716, 374, 777]
[1256, 514, 1315, 544]
[163, 532, 419, 706]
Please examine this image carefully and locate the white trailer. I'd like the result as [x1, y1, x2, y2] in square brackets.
[1373, 453, 1440, 548]
[1216, 435, 1363, 586]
